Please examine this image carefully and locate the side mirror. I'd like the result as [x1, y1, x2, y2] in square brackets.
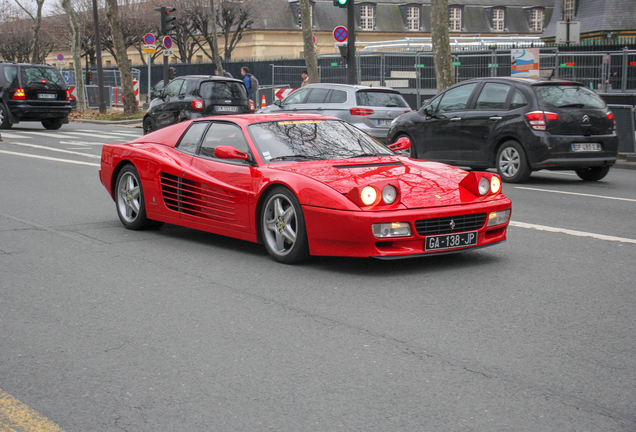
[387, 136, 411, 152]
[214, 145, 249, 161]
[274, 99, 282, 107]
[152, 90, 161, 99]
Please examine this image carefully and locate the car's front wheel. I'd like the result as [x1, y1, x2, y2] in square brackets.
[496, 141, 531, 183]
[575, 166, 610, 181]
[143, 117, 156, 135]
[261, 187, 309, 264]
[42, 118, 64, 130]
[0, 103, 12, 129]
[115, 165, 161, 230]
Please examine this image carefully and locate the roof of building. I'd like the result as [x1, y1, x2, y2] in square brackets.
[543, 0, 636, 37]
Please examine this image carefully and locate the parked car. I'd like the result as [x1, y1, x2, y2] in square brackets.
[0, 62, 72, 130]
[387, 77, 619, 183]
[100, 113, 512, 263]
[258, 83, 412, 143]
[143, 75, 255, 134]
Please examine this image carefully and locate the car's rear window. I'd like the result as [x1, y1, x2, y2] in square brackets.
[534, 85, 606, 109]
[356, 91, 409, 108]
[199, 81, 248, 103]
[20, 66, 64, 86]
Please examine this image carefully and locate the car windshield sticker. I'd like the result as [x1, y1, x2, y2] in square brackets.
[262, 151, 272, 161]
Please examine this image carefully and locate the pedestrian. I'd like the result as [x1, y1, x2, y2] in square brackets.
[301, 70, 309, 87]
[598, 55, 617, 92]
[241, 66, 259, 99]
[215, 69, 233, 78]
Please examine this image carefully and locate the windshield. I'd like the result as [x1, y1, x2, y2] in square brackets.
[20, 66, 64, 87]
[248, 119, 393, 162]
[199, 81, 248, 102]
[535, 85, 606, 109]
[356, 91, 409, 108]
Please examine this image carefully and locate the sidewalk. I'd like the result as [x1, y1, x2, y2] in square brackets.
[616, 153, 636, 170]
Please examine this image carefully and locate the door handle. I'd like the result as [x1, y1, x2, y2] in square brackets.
[450, 117, 462, 121]
[489, 116, 503, 120]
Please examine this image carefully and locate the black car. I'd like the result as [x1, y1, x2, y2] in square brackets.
[143, 75, 255, 134]
[0, 62, 72, 130]
[387, 77, 618, 183]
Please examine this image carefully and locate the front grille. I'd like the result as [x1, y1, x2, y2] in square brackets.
[414, 213, 487, 236]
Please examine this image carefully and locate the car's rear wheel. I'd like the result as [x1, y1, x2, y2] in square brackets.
[115, 165, 161, 230]
[143, 117, 156, 135]
[575, 166, 610, 181]
[42, 118, 63, 130]
[496, 141, 531, 183]
[0, 103, 12, 129]
[261, 187, 309, 264]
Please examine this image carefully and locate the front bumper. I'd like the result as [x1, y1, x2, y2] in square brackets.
[303, 199, 511, 258]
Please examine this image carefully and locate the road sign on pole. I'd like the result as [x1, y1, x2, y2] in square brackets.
[144, 33, 156, 45]
[333, 26, 348, 43]
[163, 36, 173, 49]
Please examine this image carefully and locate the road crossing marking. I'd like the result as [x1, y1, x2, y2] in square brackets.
[514, 186, 636, 203]
[510, 221, 636, 244]
[79, 129, 141, 137]
[0, 388, 66, 432]
[3, 142, 101, 158]
[63, 131, 126, 139]
[59, 140, 104, 146]
[0, 150, 100, 166]
[18, 131, 81, 139]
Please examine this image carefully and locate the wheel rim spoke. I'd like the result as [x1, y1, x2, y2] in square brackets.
[263, 193, 300, 256]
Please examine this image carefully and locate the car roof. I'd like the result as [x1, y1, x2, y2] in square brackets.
[178, 75, 245, 84]
[301, 83, 401, 92]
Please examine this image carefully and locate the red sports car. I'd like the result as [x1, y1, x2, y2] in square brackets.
[99, 113, 512, 263]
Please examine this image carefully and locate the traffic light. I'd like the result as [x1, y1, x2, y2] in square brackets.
[155, 6, 177, 34]
[86, 70, 92, 84]
[333, 0, 349, 7]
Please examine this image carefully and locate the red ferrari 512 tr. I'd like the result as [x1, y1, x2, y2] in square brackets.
[99, 113, 512, 263]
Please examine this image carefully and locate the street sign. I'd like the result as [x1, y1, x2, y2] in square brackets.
[163, 36, 173, 49]
[57, 54, 64, 61]
[333, 26, 348, 43]
[312, 35, 316, 44]
[144, 33, 156, 45]
[143, 44, 157, 53]
[163, 49, 174, 57]
[64, 72, 70, 84]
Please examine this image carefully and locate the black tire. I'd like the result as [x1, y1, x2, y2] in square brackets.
[115, 165, 160, 230]
[575, 166, 610, 181]
[496, 140, 531, 183]
[143, 117, 156, 135]
[261, 186, 310, 264]
[394, 134, 416, 159]
[42, 118, 64, 130]
[0, 103, 12, 129]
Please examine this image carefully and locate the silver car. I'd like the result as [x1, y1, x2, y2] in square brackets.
[259, 83, 412, 143]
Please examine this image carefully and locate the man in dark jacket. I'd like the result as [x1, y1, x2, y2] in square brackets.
[241, 67, 254, 98]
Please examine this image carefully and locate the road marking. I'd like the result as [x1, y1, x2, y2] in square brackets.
[80, 129, 140, 137]
[0, 150, 100, 167]
[514, 186, 636, 203]
[0, 132, 32, 139]
[4, 142, 101, 158]
[59, 140, 105, 146]
[18, 131, 80, 139]
[0, 387, 66, 431]
[510, 221, 636, 244]
[63, 131, 124, 139]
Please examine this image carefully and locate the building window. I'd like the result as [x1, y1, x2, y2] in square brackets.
[492, 9, 504, 32]
[563, 0, 575, 20]
[297, 3, 312, 28]
[449, 8, 462, 32]
[360, 5, 374, 30]
[531, 8, 544, 32]
[407, 6, 420, 31]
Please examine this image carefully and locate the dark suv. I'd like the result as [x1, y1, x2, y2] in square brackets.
[387, 77, 618, 182]
[143, 75, 255, 134]
[0, 62, 72, 130]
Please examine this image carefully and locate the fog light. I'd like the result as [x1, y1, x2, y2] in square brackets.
[487, 210, 510, 227]
[361, 186, 377, 206]
[490, 176, 501, 194]
[372, 222, 411, 238]
[478, 177, 490, 195]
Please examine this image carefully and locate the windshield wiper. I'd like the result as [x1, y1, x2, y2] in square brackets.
[269, 155, 319, 161]
[347, 152, 389, 158]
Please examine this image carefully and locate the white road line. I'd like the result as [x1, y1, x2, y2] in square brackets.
[63, 131, 125, 139]
[3, 142, 101, 159]
[0, 132, 32, 139]
[59, 140, 105, 146]
[0, 150, 100, 167]
[514, 186, 636, 203]
[81, 129, 140, 137]
[510, 221, 636, 245]
[18, 131, 80, 139]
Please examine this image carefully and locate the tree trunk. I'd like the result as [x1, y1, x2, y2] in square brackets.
[210, 0, 223, 75]
[299, 0, 318, 83]
[62, 0, 86, 111]
[105, 0, 138, 115]
[430, 0, 455, 92]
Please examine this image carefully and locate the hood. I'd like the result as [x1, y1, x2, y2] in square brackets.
[271, 157, 483, 208]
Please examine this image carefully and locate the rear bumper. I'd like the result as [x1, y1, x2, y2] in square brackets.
[526, 132, 619, 170]
[7, 101, 71, 122]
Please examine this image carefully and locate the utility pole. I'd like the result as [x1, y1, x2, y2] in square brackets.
[347, 0, 356, 85]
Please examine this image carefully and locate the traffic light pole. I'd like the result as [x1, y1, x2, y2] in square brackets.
[163, 54, 169, 86]
[347, 1, 356, 85]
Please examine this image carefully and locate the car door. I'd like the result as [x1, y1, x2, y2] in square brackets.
[415, 83, 478, 162]
[182, 122, 256, 233]
[154, 79, 184, 128]
[460, 82, 513, 165]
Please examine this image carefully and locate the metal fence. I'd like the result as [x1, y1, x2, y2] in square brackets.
[60, 68, 141, 88]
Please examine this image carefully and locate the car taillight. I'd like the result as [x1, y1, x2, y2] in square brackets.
[191, 99, 204, 110]
[350, 107, 374, 116]
[66, 90, 70, 101]
[525, 111, 558, 131]
[13, 88, 26, 100]
[607, 111, 616, 130]
[249, 100, 256, 112]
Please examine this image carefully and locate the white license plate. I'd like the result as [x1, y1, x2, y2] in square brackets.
[425, 231, 478, 251]
[38, 93, 57, 99]
[215, 106, 238, 112]
[572, 143, 601, 152]
[378, 120, 392, 126]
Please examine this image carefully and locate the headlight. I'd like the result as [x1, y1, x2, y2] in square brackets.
[361, 186, 377, 206]
[478, 177, 490, 196]
[487, 210, 510, 227]
[373, 222, 411, 238]
[382, 185, 397, 204]
[490, 176, 501, 194]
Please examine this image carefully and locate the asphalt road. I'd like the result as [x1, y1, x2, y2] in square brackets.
[1, 121, 635, 431]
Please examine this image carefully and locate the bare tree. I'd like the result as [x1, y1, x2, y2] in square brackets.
[13, 0, 46, 63]
[104, 0, 137, 114]
[299, 0, 318, 84]
[430, 0, 454, 92]
[210, 0, 223, 74]
[61, 0, 86, 110]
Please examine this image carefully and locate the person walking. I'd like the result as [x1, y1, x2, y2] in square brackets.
[241, 67, 258, 98]
[598, 55, 617, 92]
[301, 70, 309, 87]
